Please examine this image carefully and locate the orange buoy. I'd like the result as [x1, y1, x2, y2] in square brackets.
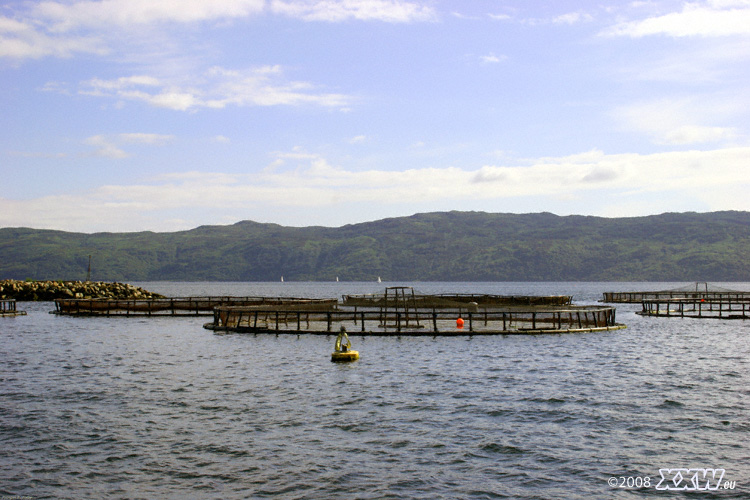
[456, 317, 464, 328]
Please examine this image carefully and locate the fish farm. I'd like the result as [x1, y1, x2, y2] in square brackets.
[205, 287, 624, 336]
[602, 282, 750, 303]
[53, 296, 337, 316]
[638, 297, 750, 320]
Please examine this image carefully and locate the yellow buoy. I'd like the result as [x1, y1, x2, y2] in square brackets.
[331, 350, 359, 362]
[331, 326, 359, 362]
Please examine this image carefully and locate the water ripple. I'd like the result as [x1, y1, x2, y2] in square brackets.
[1, 285, 749, 499]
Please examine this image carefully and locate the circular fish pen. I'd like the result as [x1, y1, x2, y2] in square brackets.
[53, 296, 337, 316]
[638, 298, 750, 320]
[602, 282, 750, 303]
[205, 288, 624, 336]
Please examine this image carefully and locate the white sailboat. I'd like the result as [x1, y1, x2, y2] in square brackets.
[280, 276, 284, 282]
[377, 276, 382, 283]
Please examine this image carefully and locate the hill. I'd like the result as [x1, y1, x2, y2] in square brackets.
[1, 211, 749, 281]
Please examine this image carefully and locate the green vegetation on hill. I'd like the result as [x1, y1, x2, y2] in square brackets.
[1, 211, 749, 281]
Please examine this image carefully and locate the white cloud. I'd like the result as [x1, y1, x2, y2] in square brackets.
[603, 1, 750, 37]
[661, 125, 737, 145]
[8, 150, 67, 159]
[552, 12, 594, 25]
[3, 0, 435, 62]
[83, 133, 174, 158]
[31, 0, 436, 28]
[613, 96, 745, 145]
[479, 53, 506, 64]
[617, 40, 750, 83]
[488, 13, 511, 21]
[119, 133, 175, 145]
[79, 66, 352, 111]
[1, 1, 265, 61]
[0, 15, 106, 59]
[84, 135, 129, 158]
[32, 0, 266, 31]
[4, 147, 750, 232]
[270, 0, 436, 23]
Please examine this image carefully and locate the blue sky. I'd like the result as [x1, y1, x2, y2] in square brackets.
[2, 0, 749, 232]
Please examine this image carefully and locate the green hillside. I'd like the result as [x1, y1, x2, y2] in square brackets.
[1, 211, 749, 281]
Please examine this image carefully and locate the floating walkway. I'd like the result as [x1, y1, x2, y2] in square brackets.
[343, 289, 572, 308]
[205, 305, 623, 335]
[0, 299, 26, 317]
[205, 287, 623, 336]
[602, 282, 750, 303]
[638, 298, 750, 320]
[53, 296, 337, 316]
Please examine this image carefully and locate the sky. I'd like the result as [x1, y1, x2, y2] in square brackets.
[1, 0, 749, 233]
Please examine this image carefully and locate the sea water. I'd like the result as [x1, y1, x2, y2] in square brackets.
[1, 282, 748, 499]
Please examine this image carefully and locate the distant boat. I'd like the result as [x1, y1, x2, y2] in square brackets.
[336, 277, 339, 282]
[280, 276, 284, 282]
[377, 277, 382, 283]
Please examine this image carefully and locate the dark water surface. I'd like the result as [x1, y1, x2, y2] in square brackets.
[1, 282, 748, 499]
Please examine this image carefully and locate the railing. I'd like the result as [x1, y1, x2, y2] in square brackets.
[343, 293, 572, 308]
[604, 290, 750, 303]
[0, 299, 25, 316]
[208, 305, 622, 335]
[639, 298, 750, 319]
[1, 299, 18, 313]
[53, 296, 337, 316]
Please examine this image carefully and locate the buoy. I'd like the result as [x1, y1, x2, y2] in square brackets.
[456, 317, 464, 329]
[331, 326, 359, 362]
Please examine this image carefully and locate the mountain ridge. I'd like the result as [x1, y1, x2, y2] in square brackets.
[1, 211, 749, 282]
